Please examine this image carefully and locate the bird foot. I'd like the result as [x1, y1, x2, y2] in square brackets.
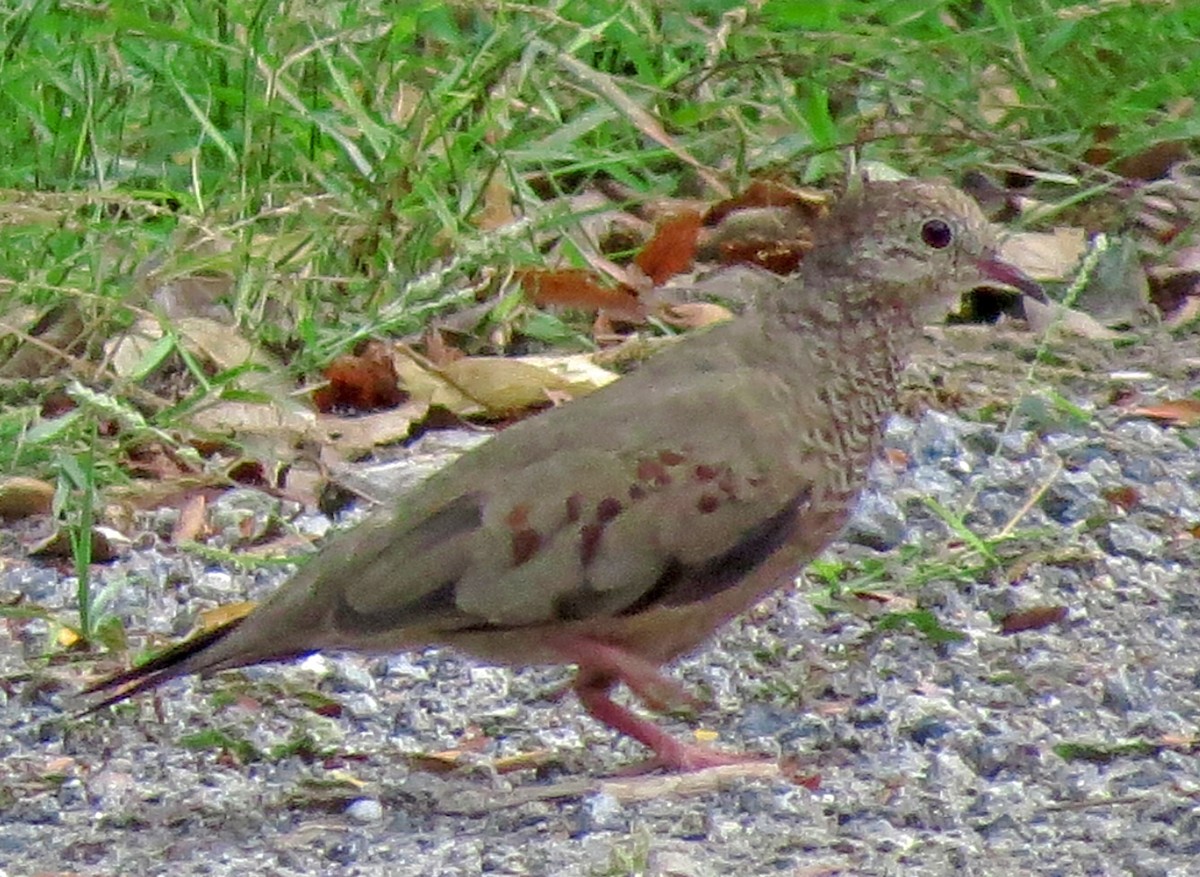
[613, 741, 774, 776]
[569, 655, 766, 774]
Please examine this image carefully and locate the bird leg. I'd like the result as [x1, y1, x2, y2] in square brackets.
[558, 637, 769, 772]
[554, 638, 700, 713]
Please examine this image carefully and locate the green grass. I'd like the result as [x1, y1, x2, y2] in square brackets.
[3, 2, 1197, 392]
[1, 0, 1197, 645]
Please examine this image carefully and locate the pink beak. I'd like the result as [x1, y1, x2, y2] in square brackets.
[977, 257, 1047, 302]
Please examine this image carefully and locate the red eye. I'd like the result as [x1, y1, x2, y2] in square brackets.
[921, 219, 953, 249]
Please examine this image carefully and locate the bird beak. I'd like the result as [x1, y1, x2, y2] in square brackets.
[977, 256, 1047, 303]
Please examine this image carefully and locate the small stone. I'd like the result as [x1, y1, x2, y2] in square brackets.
[345, 797, 384, 823]
[845, 491, 907, 550]
[1102, 522, 1164, 561]
[648, 847, 713, 877]
[192, 570, 238, 600]
[331, 660, 377, 693]
[578, 792, 625, 833]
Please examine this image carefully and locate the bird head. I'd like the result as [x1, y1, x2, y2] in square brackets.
[806, 179, 1045, 324]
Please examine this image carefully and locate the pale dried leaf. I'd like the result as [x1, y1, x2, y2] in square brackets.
[1000, 228, 1088, 281]
[1023, 297, 1123, 340]
[171, 493, 208, 544]
[315, 402, 430, 457]
[440, 356, 609, 415]
[660, 302, 735, 330]
[0, 477, 55, 519]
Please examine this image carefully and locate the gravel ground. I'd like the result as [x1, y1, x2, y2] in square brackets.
[3, 325, 1200, 877]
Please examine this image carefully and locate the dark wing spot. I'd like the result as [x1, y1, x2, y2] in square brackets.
[596, 496, 622, 523]
[636, 458, 672, 486]
[694, 464, 718, 482]
[629, 483, 647, 501]
[580, 522, 604, 567]
[621, 486, 811, 614]
[659, 449, 686, 466]
[716, 472, 737, 498]
[565, 493, 584, 523]
[511, 528, 541, 566]
[697, 494, 720, 514]
[505, 504, 530, 529]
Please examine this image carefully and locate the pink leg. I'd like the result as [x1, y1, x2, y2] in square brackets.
[574, 671, 767, 772]
[553, 638, 700, 713]
[552, 636, 770, 773]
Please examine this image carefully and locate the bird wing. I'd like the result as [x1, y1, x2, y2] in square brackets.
[321, 326, 827, 641]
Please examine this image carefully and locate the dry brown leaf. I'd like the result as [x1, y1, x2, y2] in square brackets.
[1129, 399, 1200, 427]
[422, 327, 466, 367]
[718, 238, 809, 274]
[0, 477, 55, 519]
[123, 441, 198, 482]
[313, 340, 406, 413]
[0, 301, 86, 379]
[1164, 293, 1200, 328]
[1101, 485, 1140, 511]
[1114, 140, 1191, 181]
[517, 268, 644, 321]
[705, 180, 826, 226]
[188, 398, 315, 444]
[28, 526, 125, 562]
[999, 605, 1068, 634]
[634, 210, 701, 285]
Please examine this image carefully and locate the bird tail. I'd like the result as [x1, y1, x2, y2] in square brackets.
[80, 617, 292, 714]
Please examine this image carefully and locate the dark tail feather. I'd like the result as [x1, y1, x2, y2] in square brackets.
[80, 617, 247, 715]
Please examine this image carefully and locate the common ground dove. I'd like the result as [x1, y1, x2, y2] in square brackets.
[87, 180, 1044, 771]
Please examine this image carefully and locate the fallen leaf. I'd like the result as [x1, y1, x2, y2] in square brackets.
[634, 210, 702, 285]
[474, 174, 517, 231]
[705, 180, 827, 226]
[313, 340, 406, 413]
[315, 402, 430, 457]
[659, 302, 734, 330]
[0, 477, 55, 519]
[422, 327, 465, 367]
[1114, 140, 1190, 181]
[28, 526, 127, 562]
[1102, 485, 1140, 512]
[439, 355, 608, 416]
[517, 268, 644, 321]
[718, 238, 808, 274]
[171, 493, 208, 544]
[1000, 605, 1068, 634]
[198, 601, 256, 630]
[1129, 399, 1200, 427]
[123, 441, 197, 482]
[1023, 298, 1122, 341]
[999, 228, 1088, 281]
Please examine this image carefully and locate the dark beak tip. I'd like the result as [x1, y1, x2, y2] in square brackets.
[978, 257, 1048, 303]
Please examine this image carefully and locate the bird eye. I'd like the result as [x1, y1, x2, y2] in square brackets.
[921, 219, 953, 249]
